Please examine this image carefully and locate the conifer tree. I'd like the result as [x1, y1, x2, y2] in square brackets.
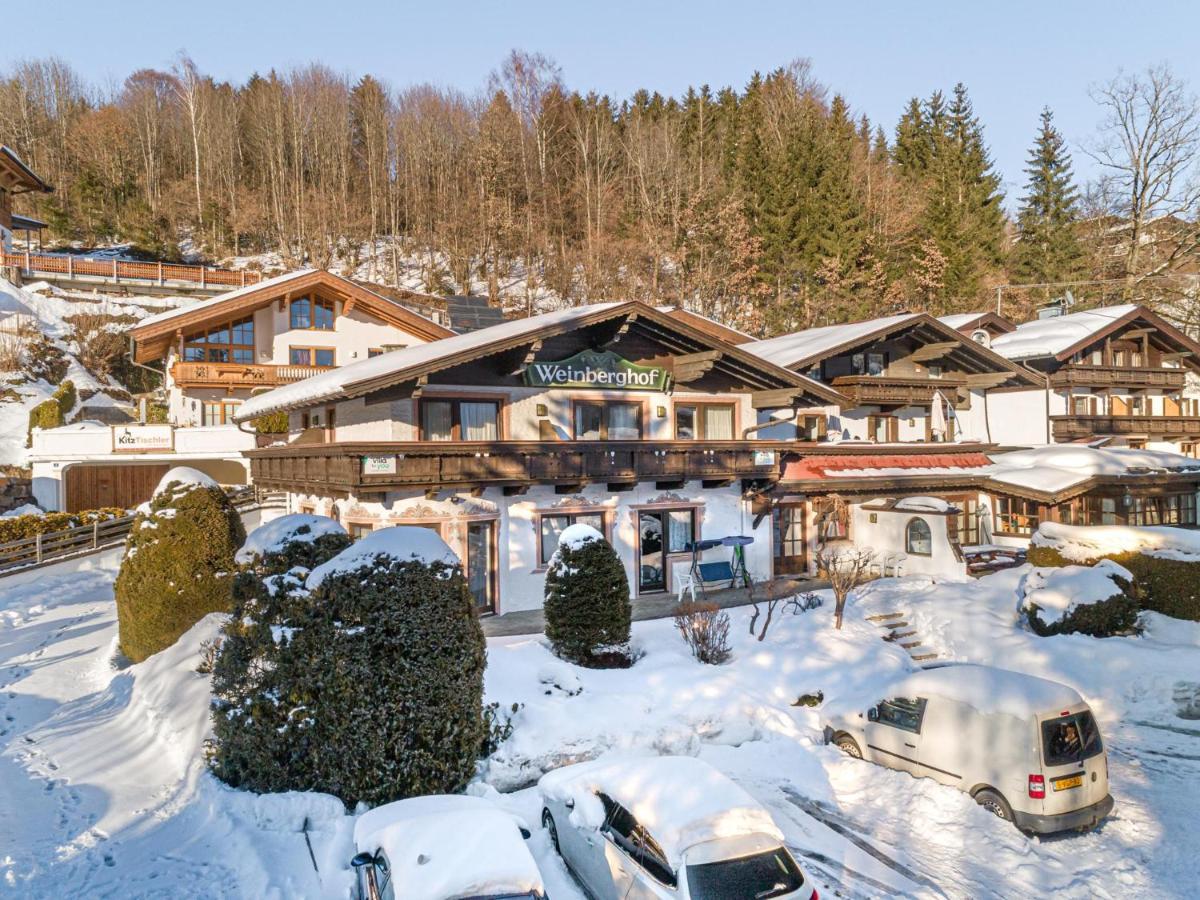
[1013, 107, 1083, 287]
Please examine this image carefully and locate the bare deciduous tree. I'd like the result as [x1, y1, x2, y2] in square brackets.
[815, 546, 873, 630]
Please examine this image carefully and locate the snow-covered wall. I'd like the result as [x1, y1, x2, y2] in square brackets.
[850, 505, 967, 579]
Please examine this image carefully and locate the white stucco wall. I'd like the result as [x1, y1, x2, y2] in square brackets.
[985, 388, 1053, 447]
[848, 505, 967, 579]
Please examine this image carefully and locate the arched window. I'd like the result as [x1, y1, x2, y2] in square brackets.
[905, 517, 932, 556]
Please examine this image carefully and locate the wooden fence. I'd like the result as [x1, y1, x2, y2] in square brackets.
[0, 487, 283, 576]
[0, 250, 262, 289]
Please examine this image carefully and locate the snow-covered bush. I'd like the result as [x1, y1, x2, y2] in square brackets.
[114, 467, 244, 663]
[674, 601, 732, 664]
[211, 526, 487, 807]
[209, 515, 351, 791]
[543, 524, 632, 667]
[1023, 560, 1140, 637]
[1029, 523, 1200, 622]
[25, 379, 75, 445]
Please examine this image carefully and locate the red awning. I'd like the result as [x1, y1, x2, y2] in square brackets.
[783, 452, 993, 481]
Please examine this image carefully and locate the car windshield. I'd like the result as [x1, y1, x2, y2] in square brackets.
[1042, 711, 1103, 768]
[686, 848, 805, 900]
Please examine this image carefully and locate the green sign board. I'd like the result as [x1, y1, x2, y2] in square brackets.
[524, 349, 670, 391]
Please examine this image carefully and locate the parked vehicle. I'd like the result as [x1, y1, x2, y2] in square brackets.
[823, 664, 1114, 834]
[539, 755, 819, 899]
[351, 794, 545, 900]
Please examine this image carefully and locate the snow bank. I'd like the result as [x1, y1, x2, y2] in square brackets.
[894, 496, 952, 513]
[1, 503, 43, 518]
[353, 795, 543, 900]
[305, 525, 459, 589]
[887, 664, 1085, 718]
[1033, 521, 1200, 562]
[539, 755, 783, 867]
[154, 465, 220, 496]
[235, 513, 346, 564]
[1023, 560, 1132, 624]
[985, 444, 1200, 493]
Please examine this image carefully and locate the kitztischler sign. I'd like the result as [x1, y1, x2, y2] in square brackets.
[524, 350, 670, 391]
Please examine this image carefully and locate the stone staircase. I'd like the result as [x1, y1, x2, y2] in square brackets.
[865, 610, 939, 667]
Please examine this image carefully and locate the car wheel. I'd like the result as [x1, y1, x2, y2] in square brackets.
[974, 788, 1014, 823]
[542, 808, 560, 852]
[835, 735, 863, 759]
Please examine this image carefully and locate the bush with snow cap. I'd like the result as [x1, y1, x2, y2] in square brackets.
[114, 467, 245, 663]
[211, 525, 487, 806]
[543, 524, 632, 667]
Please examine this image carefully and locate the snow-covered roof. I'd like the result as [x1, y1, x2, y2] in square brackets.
[235, 513, 347, 564]
[893, 496, 954, 513]
[990, 304, 1140, 360]
[538, 755, 783, 867]
[353, 795, 543, 900]
[135, 269, 320, 329]
[983, 444, 1200, 495]
[888, 664, 1085, 719]
[1032, 521, 1200, 563]
[743, 313, 919, 369]
[938, 312, 987, 329]
[305, 525, 459, 589]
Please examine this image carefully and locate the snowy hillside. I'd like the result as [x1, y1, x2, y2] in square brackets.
[0, 277, 186, 466]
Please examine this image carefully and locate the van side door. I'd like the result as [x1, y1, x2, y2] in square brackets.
[865, 696, 928, 775]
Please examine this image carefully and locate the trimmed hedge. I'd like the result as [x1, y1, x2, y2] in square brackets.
[114, 477, 244, 662]
[252, 410, 289, 434]
[544, 531, 632, 666]
[1027, 545, 1200, 622]
[0, 507, 125, 543]
[210, 533, 487, 806]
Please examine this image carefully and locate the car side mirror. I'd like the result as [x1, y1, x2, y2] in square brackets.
[519, 826, 532, 840]
[351, 852, 376, 869]
[867, 707, 879, 723]
[565, 798, 575, 810]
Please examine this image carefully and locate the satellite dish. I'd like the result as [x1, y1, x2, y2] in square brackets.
[970, 329, 991, 347]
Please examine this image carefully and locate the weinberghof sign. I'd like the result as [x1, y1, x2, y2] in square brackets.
[523, 350, 670, 391]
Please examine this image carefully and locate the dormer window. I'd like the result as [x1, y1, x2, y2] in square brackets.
[290, 296, 335, 330]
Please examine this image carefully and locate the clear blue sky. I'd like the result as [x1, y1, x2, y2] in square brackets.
[4, 0, 1199, 202]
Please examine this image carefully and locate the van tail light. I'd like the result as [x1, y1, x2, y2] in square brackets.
[810, 890, 819, 900]
[1028, 774, 1046, 799]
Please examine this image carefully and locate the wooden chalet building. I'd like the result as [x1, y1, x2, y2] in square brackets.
[236, 301, 844, 615]
[0, 145, 51, 252]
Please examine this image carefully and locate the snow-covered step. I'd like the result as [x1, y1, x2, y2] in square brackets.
[865, 611, 905, 623]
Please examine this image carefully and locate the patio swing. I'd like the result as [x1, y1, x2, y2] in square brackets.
[676, 535, 755, 602]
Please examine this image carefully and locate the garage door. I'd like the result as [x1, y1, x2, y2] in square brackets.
[64, 464, 171, 512]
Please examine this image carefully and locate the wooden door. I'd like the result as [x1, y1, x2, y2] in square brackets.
[1111, 395, 1129, 415]
[64, 464, 171, 512]
[773, 505, 807, 575]
[1165, 395, 1181, 416]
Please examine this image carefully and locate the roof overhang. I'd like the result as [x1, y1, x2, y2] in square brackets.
[0, 146, 52, 194]
[1051, 305, 1200, 371]
[982, 471, 1200, 505]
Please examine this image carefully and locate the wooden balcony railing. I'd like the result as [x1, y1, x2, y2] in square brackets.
[830, 375, 966, 408]
[246, 440, 797, 494]
[171, 361, 327, 389]
[1049, 364, 1187, 389]
[1052, 414, 1200, 440]
[0, 250, 261, 288]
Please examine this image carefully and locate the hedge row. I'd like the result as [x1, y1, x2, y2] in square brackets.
[0, 507, 126, 543]
[1027, 545, 1200, 622]
[26, 380, 76, 446]
[252, 410, 289, 434]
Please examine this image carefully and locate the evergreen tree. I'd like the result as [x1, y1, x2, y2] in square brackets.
[1013, 107, 1083, 286]
[544, 526, 632, 666]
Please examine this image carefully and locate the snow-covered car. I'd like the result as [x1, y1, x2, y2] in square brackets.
[823, 664, 1114, 834]
[539, 755, 819, 900]
[351, 794, 546, 900]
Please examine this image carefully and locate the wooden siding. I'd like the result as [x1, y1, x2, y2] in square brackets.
[64, 464, 170, 512]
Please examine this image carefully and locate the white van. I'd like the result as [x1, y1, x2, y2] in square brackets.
[823, 664, 1113, 834]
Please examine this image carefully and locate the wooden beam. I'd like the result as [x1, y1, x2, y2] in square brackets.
[342, 297, 356, 314]
[1120, 327, 1154, 339]
[503, 485, 530, 496]
[910, 341, 960, 363]
[507, 339, 543, 376]
[608, 313, 638, 345]
[1163, 351, 1194, 361]
[672, 350, 723, 383]
[963, 372, 1012, 388]
[751, 387, 811, 410]
[411, 374, 428, 399]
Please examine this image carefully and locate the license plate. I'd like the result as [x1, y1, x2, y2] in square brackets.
[1053, 775, 1083, 791]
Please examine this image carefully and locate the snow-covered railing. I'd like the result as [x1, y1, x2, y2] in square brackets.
[0, 486, 281, 575]
[0, 250, 261, 289]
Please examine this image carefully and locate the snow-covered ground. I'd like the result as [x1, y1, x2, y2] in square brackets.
[2, 528, 1198, 897]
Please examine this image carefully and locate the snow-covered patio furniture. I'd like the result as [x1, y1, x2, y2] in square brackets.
[870, 551, 907, 577]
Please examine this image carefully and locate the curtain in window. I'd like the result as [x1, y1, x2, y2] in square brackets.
[540, 515, 569, 564]
[461, 402, 498, 441]
[609, 403, 640, 439]
[667, 510, 694, 553]
[575, 404, 602, 439]
[704, 407, 734, 440]
[423, 401, 453, 440]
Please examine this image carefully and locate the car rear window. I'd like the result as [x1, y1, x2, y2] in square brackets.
[1041, 711, 1103, 768]
[686, 848, 805, 900]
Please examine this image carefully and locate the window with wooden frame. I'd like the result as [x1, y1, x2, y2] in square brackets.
[674, 403, 735, 440]
[182, 316, 255, 363]
[867, 415, 899, 443]
[573, 400, 642, 440]
[797, 414, 827, 441]
[993, 496, 1039, 536]
[202, 400, 240, 426]
[1071, 393, 1100, 415]
[537, 511, 607, 566]
[1130, 494, 1196, 526]
[347, 522, 374, 541]
[905, 517, 933, 556]
[852, 351, 887, 376]
[289, 296, 336, 331]
[419, 397, 500, 441]
[290, 346, 336, 368]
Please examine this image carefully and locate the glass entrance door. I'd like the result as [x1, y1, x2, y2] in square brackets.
[466, 521, 496, 614]
[638, 512, 665, 593]
[773, 505, 806, 575]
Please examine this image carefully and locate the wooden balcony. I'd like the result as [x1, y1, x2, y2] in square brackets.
[246, 440, 797, 495]
[171, 361, 327, 389]
[830, 375, 966, 408]
[1049, 364, 1187, 390]
[1052, 414, 1200, 440]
